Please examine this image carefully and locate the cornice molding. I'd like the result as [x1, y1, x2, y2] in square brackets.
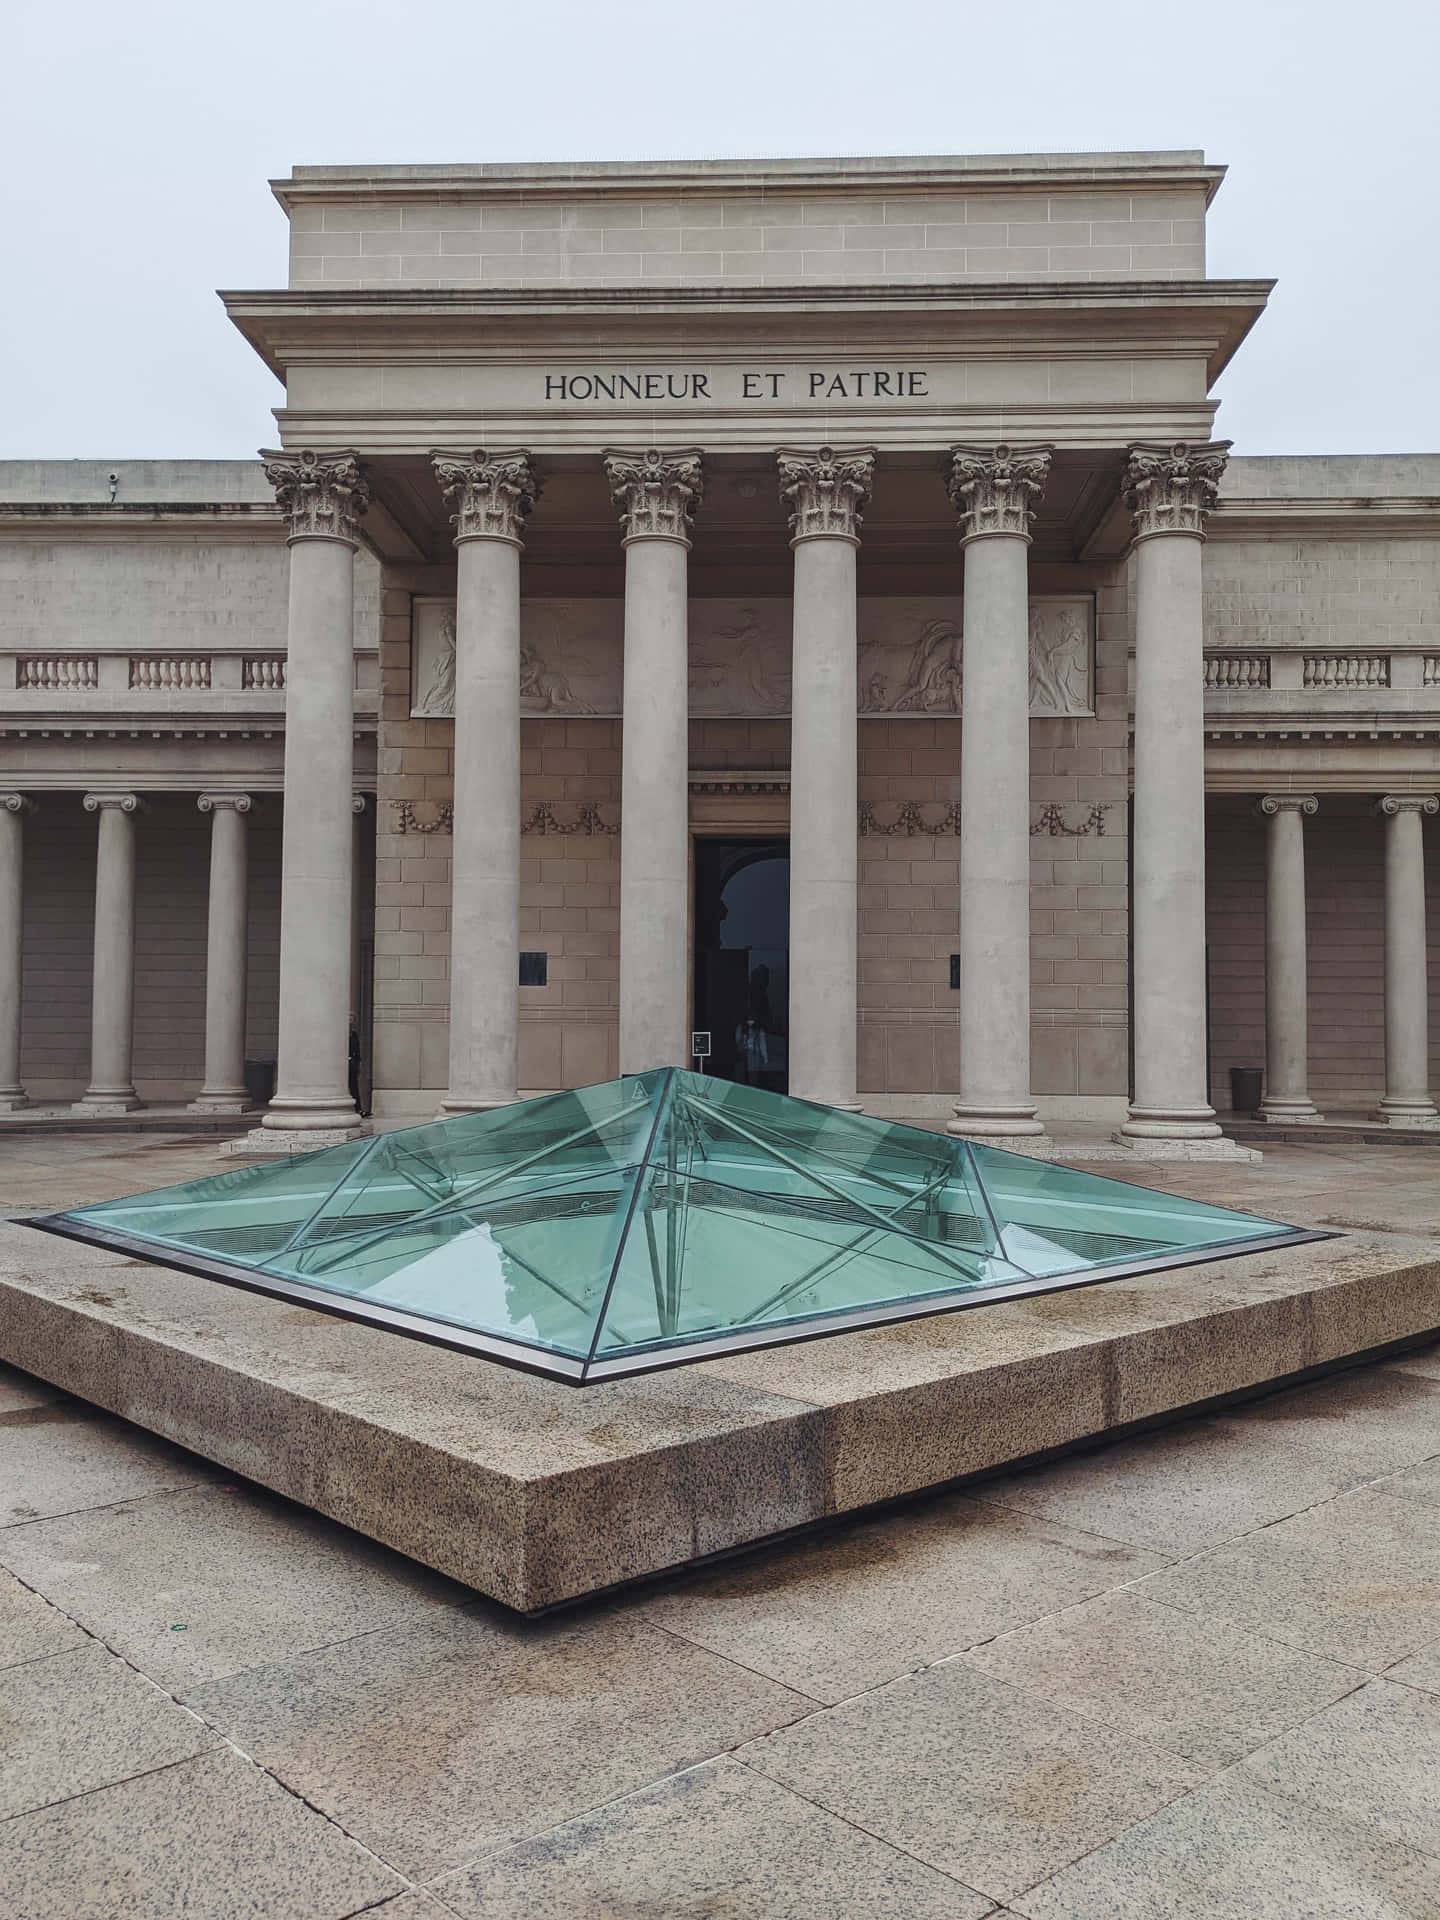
[271, 154, 1225, 208]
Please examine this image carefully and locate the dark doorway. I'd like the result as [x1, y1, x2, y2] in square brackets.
[692, 838, 790, 1092]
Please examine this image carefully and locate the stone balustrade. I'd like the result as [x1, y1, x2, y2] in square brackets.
[1202, 648, 1440, 705]
[128, 656, 212, 690]
[15, 656, 98, 689]
[3, 651, 360, 705]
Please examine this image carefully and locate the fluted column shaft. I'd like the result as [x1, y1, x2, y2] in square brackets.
[1376, 795, 1440, 1126]
[190, 795, 252, 1112]
[432, 451, 539, 1111]
[1121, 441, 1230, 1142]
[1258, 795, 1320, 1122]
[945, 445, 1051, 1141]
[605, 449, 703, 1074]
[0, 796, 34, 1111]
[779, 447, 875, 1109]
[75, 793, 144, 1112]
[260, 451, 369, 1138]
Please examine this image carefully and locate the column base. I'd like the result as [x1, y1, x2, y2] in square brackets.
[187, 1093, 254, 1115]
[946, 1104, 1047, 1141]
[0, 1090, 30, 1113]
[71, 1091, 143, 1115]
[1375, 1097, 1440, 1130]
[1258, 1097, 1323, 1124]
[438, 1094, 518, 1118]
[1107, 1134, 1262, 1163]
[948, 1130, 1057, 1160]
[227, 1123, 370, 1157]
[1118, 1105, 1222, 1142]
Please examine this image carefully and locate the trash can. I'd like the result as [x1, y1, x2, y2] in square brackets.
[243, 1059, 276, 1110]
[1229, 1065, 1263, 1114]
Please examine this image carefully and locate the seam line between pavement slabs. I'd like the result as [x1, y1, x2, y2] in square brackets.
[0, 1561, 420, 1891]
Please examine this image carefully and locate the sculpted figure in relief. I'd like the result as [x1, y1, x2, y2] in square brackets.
[689, 606, 790, 714]
[519, 637, 592, 713]
[1028, 604, 1090, 715]
[890, 618, 966, 712]
[415, 609, 457, 717]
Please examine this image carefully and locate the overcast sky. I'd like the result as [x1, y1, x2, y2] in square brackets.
[4, 0, 1437, 461]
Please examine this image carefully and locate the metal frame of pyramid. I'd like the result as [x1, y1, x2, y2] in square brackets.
[24, 1070, 1326, 1384]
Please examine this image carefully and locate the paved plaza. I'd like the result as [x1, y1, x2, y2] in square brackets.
[2, 1131, 1440, 1916]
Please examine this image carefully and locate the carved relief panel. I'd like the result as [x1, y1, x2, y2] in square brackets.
[410, 593, 1093, 719]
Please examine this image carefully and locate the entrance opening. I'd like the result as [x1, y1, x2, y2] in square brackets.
[692, 837, 790, 1093]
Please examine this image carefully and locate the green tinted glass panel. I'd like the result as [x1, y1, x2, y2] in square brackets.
[32, 1069, 1318, 1382]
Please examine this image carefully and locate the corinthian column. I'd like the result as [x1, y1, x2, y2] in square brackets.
[1375, 794, 1440, 1126]
[1119, 441, 1232, 1148]
[74, 793, 145, 1113]
[945, 444, 1052, 1144]
[432, 449, 540, 1112]
[0, 795, 34, 1111]
[604, 448, 703, 1073]
[1256, 794, 1320, 1122]
[777, 445, 875, 1109]
[254, 450, 369, 1144]
[189, 794, 253, 1113]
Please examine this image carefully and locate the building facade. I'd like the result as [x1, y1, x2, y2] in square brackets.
[3, 151, 1440, 1148]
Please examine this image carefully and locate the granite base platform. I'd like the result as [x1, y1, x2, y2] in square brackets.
[2, 1217, 1437, 1612]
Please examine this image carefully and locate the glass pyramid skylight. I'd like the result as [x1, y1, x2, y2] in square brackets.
[27, 1071, 1321, 1383]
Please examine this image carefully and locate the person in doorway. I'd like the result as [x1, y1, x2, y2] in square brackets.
[734, 1016, 768, 1085]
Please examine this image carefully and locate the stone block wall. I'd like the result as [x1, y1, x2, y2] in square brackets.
[289, 185, 1205, 292]
[1204, 535, 1440, 657]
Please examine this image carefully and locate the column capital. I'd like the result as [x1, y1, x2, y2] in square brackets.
[260, 449, 369, 546]
[0, 794, 35, 817]
[1124, 440, 1230, 542]
[197, 792, 253, 815]
[776, 445, 876, 545]
[431, 449, 539, 547]
[1376, 793, 1440, 817]
[1256, 793, 1319, 818]
[352, 793, 369, 815]
[947, 444, 1053, 543]
[603, 448, 704, 546]
[82, 792, 146, 815]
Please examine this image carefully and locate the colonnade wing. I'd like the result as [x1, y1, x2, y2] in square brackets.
[26, 1070, 1326, 1385]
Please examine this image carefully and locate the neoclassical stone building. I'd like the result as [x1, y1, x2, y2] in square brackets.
[3, 150, 1439, 1149]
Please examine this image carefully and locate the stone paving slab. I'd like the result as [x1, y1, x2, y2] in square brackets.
[962, 1589, 1361, 1768]
[1009, 1769, 1440, 1920]
[0, 1642, 218, 1820]
[184, 1607, 815, 1880]
[737, 1658, 1207, 1904]
[1134, 1486, 1440, 1670]
[430, 1756, 994, 1918]
[630, 1491, 1166, 1704]
[1, 1209, 1436, 1607]
[0, 1747, 404, 1919]
[0, 1480, 473, 1697]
